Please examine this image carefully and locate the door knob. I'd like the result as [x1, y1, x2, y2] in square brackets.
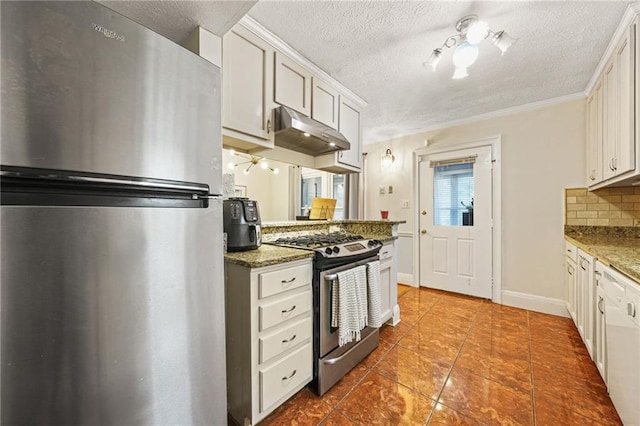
[420, 229, 427, 234]
[421, 210, 427, 215]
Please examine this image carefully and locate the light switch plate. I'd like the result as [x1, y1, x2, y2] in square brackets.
[388, 186, 393, 194]
[379, 186, 386, 194]
[401, 200, 409, 209]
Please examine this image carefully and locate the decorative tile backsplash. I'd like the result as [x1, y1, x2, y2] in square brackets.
[565, 187, 640, 226]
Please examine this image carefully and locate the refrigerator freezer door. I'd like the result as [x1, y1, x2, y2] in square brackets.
[1, 1, 222, 193]
[1, 200, 226, 425]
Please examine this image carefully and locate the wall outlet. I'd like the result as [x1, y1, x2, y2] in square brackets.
[401, 200, 409, 209]
[379, 186, 386, 194]
[388, 185, 393, 194]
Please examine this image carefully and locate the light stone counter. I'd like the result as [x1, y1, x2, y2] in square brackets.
[565, 226, 640, 283]
[224, 244, 313, 268]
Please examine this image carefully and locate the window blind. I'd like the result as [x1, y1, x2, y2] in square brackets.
[433, 163, 474, 226]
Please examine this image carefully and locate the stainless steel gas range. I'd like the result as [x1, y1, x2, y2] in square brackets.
[268, 233, 382, 395]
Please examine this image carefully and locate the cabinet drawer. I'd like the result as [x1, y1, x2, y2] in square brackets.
[259, 316, 311, 364]
[259, 263, 312, 299]
[379, 244, 393, 260]
[259, 343, 312, 412]
[565, 242, 578, 263]
[259, 290, 311, 331]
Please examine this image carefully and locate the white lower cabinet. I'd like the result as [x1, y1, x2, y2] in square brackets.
[379, 240, 398, 324]
[225, 258, 313, 425]
[577, 249, 596, 358]
[565, 242, 578, 322]
[594, 262, 607, 382]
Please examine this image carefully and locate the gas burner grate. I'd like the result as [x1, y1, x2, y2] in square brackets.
[273, 232, 364, 248]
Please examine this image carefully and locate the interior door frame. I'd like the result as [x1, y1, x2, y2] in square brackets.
[412, 135, 502, 303]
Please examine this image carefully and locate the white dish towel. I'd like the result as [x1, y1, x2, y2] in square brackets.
[367, 260, 382, 328]
[331, 265, 368, 346]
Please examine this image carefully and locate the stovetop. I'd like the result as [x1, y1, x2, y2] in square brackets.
[266, 232, 383, 261]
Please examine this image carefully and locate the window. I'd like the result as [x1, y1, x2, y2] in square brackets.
[433, 163, 474, 226]
[300, 168, 346, 219]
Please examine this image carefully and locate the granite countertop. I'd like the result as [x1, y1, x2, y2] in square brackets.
[565, 226, 640, 283]
[224, 244, 313, 268]
[262, 220, 406, 227]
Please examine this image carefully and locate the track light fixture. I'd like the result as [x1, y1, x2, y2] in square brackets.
[423, 15, 516, 79]
[227, 150, 280, 175]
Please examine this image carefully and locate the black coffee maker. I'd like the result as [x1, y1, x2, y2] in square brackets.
[223, 198, 262, 252]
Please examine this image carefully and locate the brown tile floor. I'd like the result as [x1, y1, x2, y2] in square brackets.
[260, 285, 621, 425]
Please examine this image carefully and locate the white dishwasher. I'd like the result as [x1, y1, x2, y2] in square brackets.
[601, 266, 640, 426]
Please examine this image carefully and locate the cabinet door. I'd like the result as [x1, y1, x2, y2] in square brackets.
[337, 96, 362, 169]
[222, 26, 274, 143]
[578, 254, 594, 358]
[274, 52, 311, 116]
[586, 79, 603, 184]
[379, 257, 392, 324]
[566, 258, 577, 323]
[603, 57, 617, 180]
[595, 282, 607, 383]
[311, 77, 339, 129]
[615, 23, 635, 176]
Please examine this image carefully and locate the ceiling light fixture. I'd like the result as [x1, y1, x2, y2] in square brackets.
[227, 150, 280, 175]
[381, 148, 395, 167]
[423, 14, 516, 79]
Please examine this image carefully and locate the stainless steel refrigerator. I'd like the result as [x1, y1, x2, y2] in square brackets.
[1, 2, 226, 424]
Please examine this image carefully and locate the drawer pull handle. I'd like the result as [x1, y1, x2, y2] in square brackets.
[282, 334, 297, 343]
[281, 277, 296, 286]
[598, 297, 604, 314]
[281, 305, 296, 314]
[282, 369, 297, 381]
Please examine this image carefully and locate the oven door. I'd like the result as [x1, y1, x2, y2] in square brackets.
[318, 255, 379, 358]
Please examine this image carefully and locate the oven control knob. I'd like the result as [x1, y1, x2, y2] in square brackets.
[325, 247, 333, 255]
[368, 240, 375, 247]
[333, 246, 340, 254]
[376, 240, 382, 246]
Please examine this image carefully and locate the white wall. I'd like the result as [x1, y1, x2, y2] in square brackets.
[364, 99, 586, 302]
[222, 149, 291, 221]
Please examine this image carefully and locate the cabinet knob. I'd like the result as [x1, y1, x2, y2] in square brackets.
[628, 302, 636, 318]
[267, 119, 272, 134]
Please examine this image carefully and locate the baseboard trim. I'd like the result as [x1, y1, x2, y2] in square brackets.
[397, 273, 415, 287]
[501, 290, 570, 318]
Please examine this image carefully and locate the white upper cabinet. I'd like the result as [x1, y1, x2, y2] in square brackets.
[222, 25, 275, 150]
[587, 14, 638, 188]
[274, 52, 312, 116]
[311, 77, 339, 129]
[337, 96, 362, 169]
[586, 78, 603, 184]
[615, 23, 635, 176]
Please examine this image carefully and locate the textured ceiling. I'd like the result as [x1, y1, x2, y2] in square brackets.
[248, 1, 634, 144]
[102, 1, 633, 145]
[99, 1, 256, 41]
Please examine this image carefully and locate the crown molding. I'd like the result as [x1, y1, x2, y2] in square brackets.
[364, 91, 586, 145]
[239, 15, 368, 110]
[585, 2, 640, 94]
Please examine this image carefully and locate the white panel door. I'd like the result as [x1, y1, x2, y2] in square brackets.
[418, 146, 492, 298]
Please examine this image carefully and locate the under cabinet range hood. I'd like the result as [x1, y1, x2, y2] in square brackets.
[273, 106, 350, 155]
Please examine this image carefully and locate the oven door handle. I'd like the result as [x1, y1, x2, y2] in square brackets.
[322, 339, 367, 365]
[324, 273, 338, 282]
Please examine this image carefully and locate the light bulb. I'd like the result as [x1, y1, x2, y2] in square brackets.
[303, 132, 310, 137]
[452, 42, 479, 68]
[260, 160, 268, 169]
[329, 142, 336, 147]
[272, 168, 280, 175]
[227, 162, 235, 170]
[243, 167, 250, 175]
[423, 48, 442, 72]
[229, 149, 236, 156]
[466, 20, 489, 44]
[492, 30, 516, 55]
[452, 67, 468, 79]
